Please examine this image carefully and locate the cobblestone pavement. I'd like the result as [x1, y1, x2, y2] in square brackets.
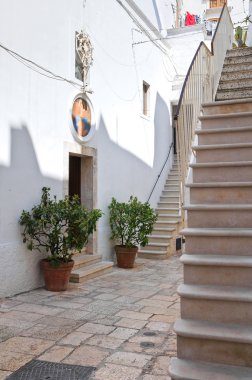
[0, 255, 182, 380]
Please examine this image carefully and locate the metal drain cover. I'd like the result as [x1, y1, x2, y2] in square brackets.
[143, 331, 157, 336]
[140, 341, 155, 348]
[6, 360, 95, 380]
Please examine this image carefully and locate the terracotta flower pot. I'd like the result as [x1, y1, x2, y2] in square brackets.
[41, 259, 74, 291]
[115, 245, 138, 268]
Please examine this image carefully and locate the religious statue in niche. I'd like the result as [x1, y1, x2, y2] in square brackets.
[75, 30, 93, 84]
[72, 97, 91, 137]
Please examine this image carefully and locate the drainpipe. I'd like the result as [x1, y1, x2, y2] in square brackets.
[152, 0, 167, 36]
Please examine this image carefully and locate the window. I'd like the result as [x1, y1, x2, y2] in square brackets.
[143, 81, 150, 116]
[209, 0, 226, 8]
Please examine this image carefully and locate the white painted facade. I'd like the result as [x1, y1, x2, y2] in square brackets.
[0, 0, 178, 297]
[0, 0, 237, 297]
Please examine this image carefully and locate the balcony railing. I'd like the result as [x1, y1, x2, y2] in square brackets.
[174, 4, 233, 226]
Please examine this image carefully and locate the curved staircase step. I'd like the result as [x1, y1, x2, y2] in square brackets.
[190, 161, 252, 168]
[170, 358, 252, 380]
[178, 284, 252, 303]
[202, 98, 252, 116]
[174, 318, 252, 344]
[216, 89, 252, 101]
[181, 254, 252, 287]
[199, 111, 252, 129]
[181, 254, 252, 267]
[182, 227, 252, 237]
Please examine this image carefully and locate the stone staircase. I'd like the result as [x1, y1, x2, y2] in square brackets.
[170, 48, 252, 379]
[138, 156, 182, 260]
[70, 251, 114, 283]
[216, 47, 252, 101]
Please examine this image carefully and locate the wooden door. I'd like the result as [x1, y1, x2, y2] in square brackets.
[209, 0, 226, 8]
[69, 155, 81, 199]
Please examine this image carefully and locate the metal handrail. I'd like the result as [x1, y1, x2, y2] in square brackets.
[175, 41, 211, 119]
[174, 4, 233, 226]
[147, 142, 173, 203]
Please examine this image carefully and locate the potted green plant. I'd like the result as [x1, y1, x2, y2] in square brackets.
[108, 196, 157, 268]
[20, 187, 102, 291]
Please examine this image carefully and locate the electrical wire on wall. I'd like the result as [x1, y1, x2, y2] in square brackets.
[0, 42, 83, 90]
[114, 0, 178, 75]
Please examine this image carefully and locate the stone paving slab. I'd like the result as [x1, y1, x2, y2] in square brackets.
[0, 256, 182, 379]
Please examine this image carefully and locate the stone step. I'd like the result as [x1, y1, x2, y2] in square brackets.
[218, 77, 252, 91]
[166, 178, 180, 183]
[182, 227, 252, 256]
[158, 201, 180, 208]
[157, 201, 180, 211]
[179, 284, 252, 324]
[175, 319, 252, 367]
[199, 111, 252, 129]
[169, 172, 180, 177]
[192, 142, 252, 163]
[195, 126, 252, 145]
[72, 254, 102, 270]
[153, 226, 176, 234]
[170, 358, 252, 380]
[221, 61, 252, 73]
[181, 254, 252, 286]
[202, 98, 252, 115]
[157, 207, 179, 215]
[141, 242, 169, 251]
[164, 186, 180, 191]
[220, 69, 252, 82]
[216, 89, 252, 101]
[148, 234, 173, 244]
[226, 47, 252, 57]
[137, 249, 170, 260]
[224, 54, 252, 65]
[155, 220, 180, 229]
[165, 179, 180, 189]
[157, 213, 181, 222]
[160, 196, 180, 203]
[185, 203, 252, 228]
[70, 261, 114, 283]
[162, 189, 180, 194]
[187, 181, 252, 204]
[190, 161, 252, 183]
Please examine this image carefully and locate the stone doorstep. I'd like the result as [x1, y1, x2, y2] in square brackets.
[70, 261, 114, 283]
[137, 251, 171, 260]
[72, 254, 102, 270]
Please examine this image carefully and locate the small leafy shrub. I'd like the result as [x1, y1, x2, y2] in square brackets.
[20, 187, 102, 266]
[108, 196, 157, 248]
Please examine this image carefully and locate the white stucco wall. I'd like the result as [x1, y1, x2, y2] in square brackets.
[0, 0, 180, 296]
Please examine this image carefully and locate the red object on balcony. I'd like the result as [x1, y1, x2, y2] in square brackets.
[185, 11, 196, 26]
